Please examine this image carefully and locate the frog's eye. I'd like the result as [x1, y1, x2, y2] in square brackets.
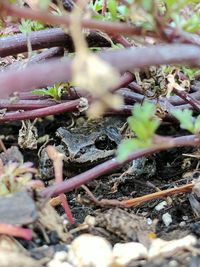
[95, 134, 109, 150]
[95, 134, 117, 150]
[45, 159, 52, 167]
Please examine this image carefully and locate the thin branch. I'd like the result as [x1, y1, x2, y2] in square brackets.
[41, 134, 200, 198]
[121, 183, 193, 207]
[5, 47, 64, 71]
[0, 28, 111, 57]
[1, 2, 147, 36]
[173, 88, 200, 112]
[0, 99, 63, 110]
[0, 99, 80, 122]
[1, 44, 200, 97]
[46, 146, 74, 224]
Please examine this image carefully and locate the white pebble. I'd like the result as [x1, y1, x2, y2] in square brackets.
[54, 251, 68, 261]
[48, 259, 72, 267]
[147, 218, 153, 225]
[182, 215, 188, 221]
[113, 242, 148, 265]
[148, 235, 196, 259]
[67, 234, 113, 267]
[47, 251, 71, 267]
[179, 221, 186, 227]
[155, 201, 167, 211]
[162, 212, 172, 227]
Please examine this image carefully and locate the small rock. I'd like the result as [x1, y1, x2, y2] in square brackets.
[162, 212, 172, 227]
[147, 218, 153, 225]
[155, 201, 167, 211]
[113, 242, 148, 265]
[182, 215, 189, 221]
[48, 251, 71, 267]
[54, 251, 68, 261]
[48, 260, 72, 267]
[148, 235, 196, 259]
[179, 221, 186, 227]
[67, 234, 113, 267]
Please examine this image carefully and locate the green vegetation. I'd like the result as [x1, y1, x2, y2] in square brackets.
[117, 101, 160, 161]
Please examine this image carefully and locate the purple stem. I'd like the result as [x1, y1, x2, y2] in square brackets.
[18, 92, 49, 100]
[0, 99, 64, 110]
[0, 28, 111, 57]
[4, 47, 64, 71]
[1, 44, 200, 98]
[173, 88, 200, 112]
[41, 134, 200, 197]
[0, 99, 79, 122]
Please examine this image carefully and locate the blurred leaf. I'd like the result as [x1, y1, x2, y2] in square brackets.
[194, 115, 200, 133]
[172, 109, 194, 133]
[108, 0, 117, 19]
[128, 101, 160, 140]
[117, 101, 160, 161]
[117, 138, 149, 161]
[32, 83, 65, 100]
[39, 0, 51, 10]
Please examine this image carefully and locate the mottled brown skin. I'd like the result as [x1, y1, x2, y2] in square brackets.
[39, 118, 124, 180]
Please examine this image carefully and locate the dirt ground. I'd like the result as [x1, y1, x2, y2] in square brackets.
[1, 114, 200, 267]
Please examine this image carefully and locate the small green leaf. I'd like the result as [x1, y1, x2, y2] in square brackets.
[128, 101, 160, 140]
[108, 0, 117, 19]
[195, 115, 200, 133]
[32, 89, 49, 96]
[117, 101, 160, 161]
[39, 0, 51, 10]
[117, 139, 147, 162]
[172, 109, 194, 133]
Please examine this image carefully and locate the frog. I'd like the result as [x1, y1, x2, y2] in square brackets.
[39, 117, 124, 180]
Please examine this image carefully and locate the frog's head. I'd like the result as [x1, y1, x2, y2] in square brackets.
[56, 125, 122, 166]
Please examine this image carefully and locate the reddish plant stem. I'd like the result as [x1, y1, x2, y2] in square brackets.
[1, 44, 200, 98]
[112, 35, 132, 48]
[165, 27, 200, 48]
[5, 47, 64, 71]
[17, 91, 49, 101]
[41, 134, 200, 198]
[111, 72, 135, 92]
[0, 99, 63, 110]
[166, 90, 200, 106]
[0, 28, 69, 57]
[128, 81, 200, 106]
[173, 88, 200, 112]
[18, 92, 49, 100]
[47, 146, 74, 224]
[0, 99, 80, 122]
[0, 89, 195, 120]
[117, 88, 200, 110]
[102, 0, 107, 15]
[1, 2, 147, 36]
[128, 81, 144, 94]
[0, 224, 32, 240]
[0, 28, 111, 58]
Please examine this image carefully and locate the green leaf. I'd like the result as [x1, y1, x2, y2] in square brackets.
[39, 0, 51, 10]
[19, 19, 45, 33]
[181, 66, 200, 80]
[19, 19, 32, 33]
[32, 89, 50, 96]
[117, 101, 160, 161]
[172, 109, 194, 133]
[117, 139, 148, 162]
[117, 5, 129, 17]
[128, 101, 160, 140]
[194, 115, 200, 133]
[108, 0, 117, 19]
